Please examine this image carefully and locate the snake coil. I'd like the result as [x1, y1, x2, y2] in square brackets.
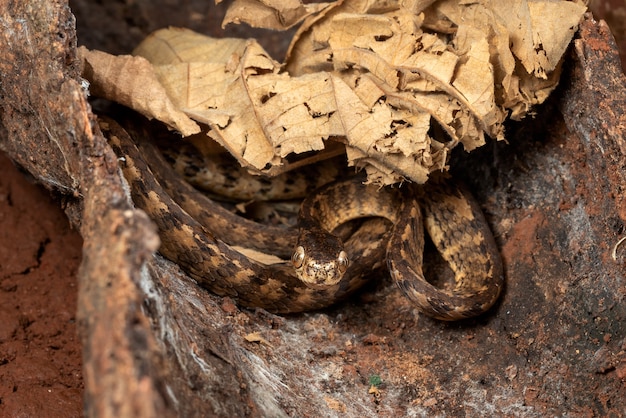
[102, 115, 503, 320]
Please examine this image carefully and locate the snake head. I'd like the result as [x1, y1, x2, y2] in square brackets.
[291, 229, 349, 289]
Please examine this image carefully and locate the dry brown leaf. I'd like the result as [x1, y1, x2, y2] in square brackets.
[230, 246, 284, 264]
[323, 396, 347, 413]
[77, 47, 200, 136]
[244, 332, 273, 347]
[220, 0, 335, 30]
[333, 73, 440, 183]
[280, 0, 585, 181]
[133, 28, 286, 171]
[527, 1, 587, 73]
[283, 5, 506, 181]
[487, 0, 587, 78]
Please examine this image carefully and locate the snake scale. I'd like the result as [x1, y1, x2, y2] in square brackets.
[101, 115, 503, 320]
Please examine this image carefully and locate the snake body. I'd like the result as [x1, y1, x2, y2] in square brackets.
[104, 117, 388, 313]
[158, 138, 348, 202]
[388, 180, 504, 319]
[102, 115, 504, 320]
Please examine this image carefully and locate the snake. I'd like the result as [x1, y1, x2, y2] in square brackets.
[101, 115, 504, 320]
[157, 137, 349, 202]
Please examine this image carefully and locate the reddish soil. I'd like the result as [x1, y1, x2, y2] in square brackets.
[0, 153, 83, 417]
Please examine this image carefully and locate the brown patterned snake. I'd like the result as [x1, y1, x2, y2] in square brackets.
[102, 115, 503, 320]
[158, 138, 348, 202]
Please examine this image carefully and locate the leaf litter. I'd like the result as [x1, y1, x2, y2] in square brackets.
[79, 0, 587, 185]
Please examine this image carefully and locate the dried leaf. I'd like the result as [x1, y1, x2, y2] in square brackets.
[133, 28, 285, 171]
[280, 0, 585, 181]
[527, 1, 587, 74]
[333, 73, 438, 183]
[244, 332, 273, 347]
[486, 0, 587, 78]
[77, 47, 200, 136]
[221, 0, 335, 30]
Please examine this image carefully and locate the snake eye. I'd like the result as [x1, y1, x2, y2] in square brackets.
[337, 250, 349, 273]
[291, 246, 306, 269]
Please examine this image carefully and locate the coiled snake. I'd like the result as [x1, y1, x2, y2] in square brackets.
[102, 116, 503, 320]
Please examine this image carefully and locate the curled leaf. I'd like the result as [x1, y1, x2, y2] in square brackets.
[78, 46, 200, 136]
[221, 0, 335, 30]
